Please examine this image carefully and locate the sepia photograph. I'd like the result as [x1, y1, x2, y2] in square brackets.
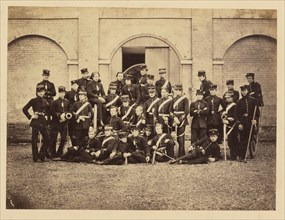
[1, 1, 284, 219]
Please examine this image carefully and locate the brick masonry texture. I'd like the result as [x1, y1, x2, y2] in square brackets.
[7, 7, 277, 140]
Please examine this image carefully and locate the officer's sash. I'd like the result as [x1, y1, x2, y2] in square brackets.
[173, 95, 186, 110]
[147, 98, 160, 113]
[105, 95, 120, 108]
[158, 98, 172, 112]
[102, 136, 115, 147]
[122, 103, 136, 121]
[226, 102, 236, 114]
[162, 80, 169, 89]
[74, 101, 90, 116]
[156, 133, 167, 148]
[136, 117, 144, 126]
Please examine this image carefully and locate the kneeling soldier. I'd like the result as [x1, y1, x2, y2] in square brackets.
[152, 123, 175, 163]
[22, 84, 50, 162]
[170, 129, 222, 164]
[49, 86, 71, 158]
[126, 126, 150, 163]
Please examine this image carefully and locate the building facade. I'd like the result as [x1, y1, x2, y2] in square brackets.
[7, 7, 277, 140]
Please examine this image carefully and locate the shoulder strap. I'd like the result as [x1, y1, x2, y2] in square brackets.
[102, 136, 115, 147]
[105, 95, 120, 108]
[122, 103, 136, 121]
[147, 98, 160, 113]
[226, 102, 236, 113]
[162, 80, 169, 88]
[158, 98, 172, 112]
[173, 95, 186, 109]
[156, 133, 167, 148]
[75, 101, 90, 115]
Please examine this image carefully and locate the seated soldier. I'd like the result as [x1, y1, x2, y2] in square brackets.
[104, 106, 127, 134]
[97, 131, 130, 165]
[131, 105, 146, 132]
[152, 123, 175, 163]
[170, 129, 222, 165]
[104, 83, 122, 119]
[118, 95, 136, 127]
[92, 124, 117, 162]
[60, 127, 101, 163]
[125, 125, 150, 164]
[143, 124, 155, 157]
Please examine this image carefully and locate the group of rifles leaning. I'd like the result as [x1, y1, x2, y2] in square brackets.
[22, 65, 263, 165]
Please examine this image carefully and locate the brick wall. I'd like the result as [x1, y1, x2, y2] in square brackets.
[8, 35, 68, 124]
[222, 35, 277, 126]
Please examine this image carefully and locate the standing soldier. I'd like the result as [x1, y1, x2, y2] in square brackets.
[223, 80, 239, 104]
[72, 89, 93, 146]
[198, 70, 212, 99]
[155, 88, 173, 133]
[143, 85, 160, 126]
[65, 80, 79, 146]
[110, 72, 125, 96]
[221, 91, 239, 160]
[137, 64, 148, 86]
[76, 68, 89, 91]
[190, 90, 209, 143]
[22, 84, 50, 162]
[152, 123, 175, 163]
[126, 126, 150, 164]
[37, 69, 56, 104]
[155, 68, 172, 98]
[49, 86, 71, 158]
[86, 72, 106, 126]
[141, 74, 156, 103]
[104, 83, 121, 119]
[118, 95, 136, 127]
[236, 85, 260, 162]
[246, 73, 264, 107]
[204, 84, 224, 143]
[170, 84, 190, 157]
[122, 74, 141, 105]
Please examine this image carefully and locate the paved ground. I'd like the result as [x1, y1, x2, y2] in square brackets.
[6, 141, 276, 210]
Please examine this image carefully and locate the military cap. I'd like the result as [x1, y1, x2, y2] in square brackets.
[140, 64, 148, 71]
[109, 105, 117, 110]
[148, 85, 156, 93]
[240, 85, 249, 91]
[173, 83, 183, 90]
[43, 69, 50, 76]
[147, 74, 155, 80]
[245, 73, 255, 78]
[36, 84, 46, 92]
[159, 68, 167, 74]
[209, 129, 219, 136]
[145, 124, 153, 131]
[109, 83, 117, 90]
[196, 90, 203, 96]
[130, 125, 140, 131]
[71, 80, 78, 85]
[58, 86, 66, 93]
[224, 91, 234, 98]
[104, 124, 113, 131]
[198, 70, 206, 77]
[81, 68, 89, 74]
[226, 80, 234, 85]
[78, 89, 87, 95]
[209, 84, 217, 90]
[120, 95, 130, 102]
[118, 131, 128, 139]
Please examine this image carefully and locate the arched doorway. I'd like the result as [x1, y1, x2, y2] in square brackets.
[223, 35, 277, 126]
[110, 35, 181, 84]
[8, 35, 68, 124]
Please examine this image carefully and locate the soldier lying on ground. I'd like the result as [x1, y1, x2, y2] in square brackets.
[169, 129, 222, 165]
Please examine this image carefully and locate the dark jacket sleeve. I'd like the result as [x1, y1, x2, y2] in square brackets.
[50, 83, 56, 97]
[87, 82, 97, 99]
[190, 102, 197, 117]
[192, 136, 207, 147]
[135, 85, 141, 104]
[22, 99, 33, 120]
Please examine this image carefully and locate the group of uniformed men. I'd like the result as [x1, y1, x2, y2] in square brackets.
[22, 65, 263, 165]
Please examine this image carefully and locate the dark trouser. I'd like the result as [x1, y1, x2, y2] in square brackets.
[89, 98, 103, 119]
[227, 128, 239, 160]
[180, 156, 208, 164]
[101, 155, 125, 165]
[61, 148, 81, 161]
[97, 149, 112, 161]
[155, 142, 175, 162]
[71, 151, 93, 163]
[191, 128, 207, 144]
[128, 151, 146, 163]
[74, 129, 88, 147]
[238, 124, 251, 160]
[176, 125, 186, 157]
[68, 119, 77, 146]
[31, 126, 50, 161]
[49, 123, 68, 157]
